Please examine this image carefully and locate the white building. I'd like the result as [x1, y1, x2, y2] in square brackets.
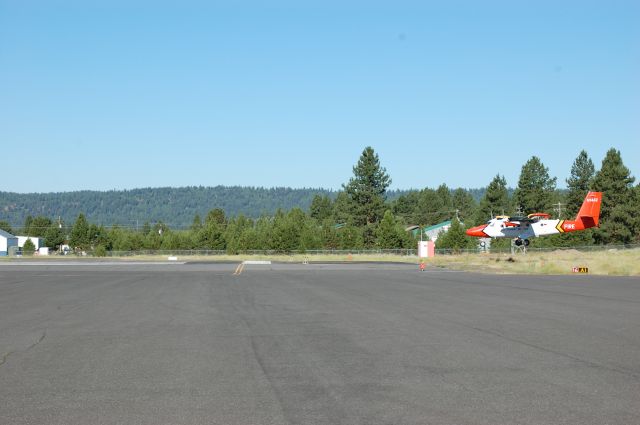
[424, 220, 453, 242]
[0, 229, 19, 256]
[17, 236, 45, 250]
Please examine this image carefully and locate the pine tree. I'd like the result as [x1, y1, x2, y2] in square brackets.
[451, 188, 476, 223]
[435, 217, 470, 252]
[309, 195, 333, 221]
[565, 150, 595, 217]
[475, 175, 510, 224]
[270, 209, 302, 252]
[27, 216, 53, 237]
[44, 224, 65, 250]
[0, 220, 13, 234]
[436, 184, 452, 213]
[376, 210, 402, 249]
[198, 219, 226, 250]
[415, 189, 445, 225]
[191, 214, 203, 231]
[391, 191, 420, 224]
[23, 238, 36, 255]
[338, 224, 364, 250]
[632, 186, 640, 243]
[513, 156, 557, 214]
[591, 148, 635, 244]
[205, 208, 226, 225]
[343, 147, 391, 227]
[23, 215, 33, 235]
[70, 213, 90, 251]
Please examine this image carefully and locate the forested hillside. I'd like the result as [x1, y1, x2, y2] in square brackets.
[0, 186, 338, 227]
[1, 146, 637, 254]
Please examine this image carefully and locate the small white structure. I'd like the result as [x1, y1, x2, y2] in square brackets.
[17, 236, 44, 250]
[418, 240, 435, 258]
[38, 247, 50, 256]
[0, 229, 19, 256]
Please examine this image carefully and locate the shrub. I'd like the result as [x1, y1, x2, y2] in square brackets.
[94, 245, 107, 257]
[23, 238, 36, 256]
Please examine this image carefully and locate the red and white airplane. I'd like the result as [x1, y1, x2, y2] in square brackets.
[466, 191, 602, 246]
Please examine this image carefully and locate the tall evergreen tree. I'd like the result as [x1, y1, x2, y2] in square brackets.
[451, 188, 476, 223]
[191, 214, 203, 231]
[331, 192, 354, 224]
[513, 156, 557, 215]
[0, 220, 13, 234]
[337, 224, 364, 249]
[205, 208, 226, 225]
[26, 216, 53, 237]
[270, 209, 301, 252]
[632, 185, 640, 243]
[475, 175, 510, 224]
[415, 189, 446, 225]
[198, 218, 226, 250]
[309, 195, 333, 221]
[435, 184, 453, 213]
[343, 146, 391, 227]
[23, 215, 33, 235]
[591, 148, 635, 244]
[391, 191, 421, 224]
[565, 150, 595, 217]
[70, 213, 90, 250]
[44, 223, 65, 250]
[375, 210, 403, 249]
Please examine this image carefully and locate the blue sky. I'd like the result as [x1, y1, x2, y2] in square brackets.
[1, 1, 638, 193]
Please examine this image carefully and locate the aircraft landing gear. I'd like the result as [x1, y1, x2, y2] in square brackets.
[512, 238, 529, 254]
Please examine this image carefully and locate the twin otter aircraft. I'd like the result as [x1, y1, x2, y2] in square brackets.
[466, 191, 602, 246]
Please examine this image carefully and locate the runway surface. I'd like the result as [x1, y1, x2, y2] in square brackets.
[1, 262, 639, 424]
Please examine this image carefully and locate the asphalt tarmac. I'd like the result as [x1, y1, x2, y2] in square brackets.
[1, 262, 639, 425]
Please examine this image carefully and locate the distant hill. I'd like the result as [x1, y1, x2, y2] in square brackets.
[0, 186, 492, 229]
[0, 186, 337, 228]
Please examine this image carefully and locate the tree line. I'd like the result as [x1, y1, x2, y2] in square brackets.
[1, 147, 638, 254]
[0, 186, 338, 226]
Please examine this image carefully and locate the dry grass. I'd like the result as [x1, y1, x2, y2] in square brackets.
[424, 248, 640, 276]
[2, 249, 639, 276]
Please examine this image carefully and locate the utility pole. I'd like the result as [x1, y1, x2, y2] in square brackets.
[553, 202, 563, 219]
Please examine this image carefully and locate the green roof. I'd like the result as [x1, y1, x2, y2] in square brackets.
[423, 220, 452, 232]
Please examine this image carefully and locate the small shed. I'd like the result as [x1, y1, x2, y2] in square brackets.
[0, 229, 19, 256]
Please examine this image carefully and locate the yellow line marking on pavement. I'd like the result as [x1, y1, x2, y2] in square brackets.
[233, 263, 245, 275]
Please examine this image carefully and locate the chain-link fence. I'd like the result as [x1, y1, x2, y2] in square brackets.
[104, 248, 417, 257]
[435, 244, 640, 256]
[90, 244, 640, 258]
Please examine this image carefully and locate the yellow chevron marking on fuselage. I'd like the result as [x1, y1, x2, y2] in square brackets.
[555, 220, 565, 233]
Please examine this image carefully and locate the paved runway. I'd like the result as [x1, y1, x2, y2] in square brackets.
[1, 262, 639, 424]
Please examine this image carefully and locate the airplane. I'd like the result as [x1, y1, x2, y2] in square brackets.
[466, 191, 602, 247]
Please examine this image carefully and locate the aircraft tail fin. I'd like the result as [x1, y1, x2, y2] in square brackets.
[575, 191, 602, 229]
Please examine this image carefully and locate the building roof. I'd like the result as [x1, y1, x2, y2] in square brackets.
[423, 220, 452, 232]
[0, 229, 17, 239]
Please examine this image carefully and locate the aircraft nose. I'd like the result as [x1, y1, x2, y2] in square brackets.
[466, 225, 487, 237]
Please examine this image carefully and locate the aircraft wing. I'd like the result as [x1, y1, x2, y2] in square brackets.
[506, 216, 535, 223]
